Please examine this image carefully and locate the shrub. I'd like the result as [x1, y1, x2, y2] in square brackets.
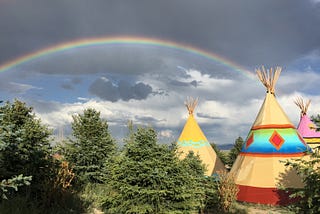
[217, 171, 239, 213]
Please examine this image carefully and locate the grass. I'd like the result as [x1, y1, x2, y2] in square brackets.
[237, 202, 295, 214]
[0, 185, 297, 214]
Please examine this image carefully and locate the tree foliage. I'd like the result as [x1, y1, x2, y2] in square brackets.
[228, 137, 244, 167]
[63, 108, 116, 184]
[0, 100, 54, 201]
[284, 150, 320, 213]
[311, 114, 320, 131]
[0, 101, 242, 212]
[104, 127, 207, 213]
[210, 142, 228, 165]
[1, 175, 32, 200]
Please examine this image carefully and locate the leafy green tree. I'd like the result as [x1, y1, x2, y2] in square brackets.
[228, 137, 244, 167]
[64, 108, 116, 184]
[104, 127, 207, 213]
[0, 100, 54, 201]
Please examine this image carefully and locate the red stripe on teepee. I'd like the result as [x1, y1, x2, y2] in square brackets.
[237, 185, 296, 205]
[251, 124, 295, 130]
[239, 152, 306, 157]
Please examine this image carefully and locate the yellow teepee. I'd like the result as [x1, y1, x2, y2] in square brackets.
[176, 97, 225, 176]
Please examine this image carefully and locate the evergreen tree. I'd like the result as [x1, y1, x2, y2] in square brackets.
[1, 175, 32, 200]
[104, 127, 206, 213]
[284, 150, 320, 213]
[311, 114, 320, 131]
[210, 142, 228, 165]
[0, 100, 54, 201]
[64, 108, 115, 184]
[228, 137, 244, 167]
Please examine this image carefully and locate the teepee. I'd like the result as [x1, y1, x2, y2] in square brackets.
[176, 97, 225, 176]
[295, 97, 320, 149]
[230, 67, 311, 205]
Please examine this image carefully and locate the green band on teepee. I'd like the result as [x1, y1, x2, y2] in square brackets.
[177, 140, 210, 148]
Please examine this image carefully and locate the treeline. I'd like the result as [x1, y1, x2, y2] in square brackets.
[0, 100, 241, 214]
[1, 99, 320, 214]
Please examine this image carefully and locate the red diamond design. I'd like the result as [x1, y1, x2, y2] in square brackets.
[269, 131, 285, 150]
[246, 133, 254, 149]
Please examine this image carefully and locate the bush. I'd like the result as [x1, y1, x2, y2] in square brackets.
[217, 171, 239, 213]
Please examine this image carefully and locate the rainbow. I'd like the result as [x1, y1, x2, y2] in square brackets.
[0, 36, 254, 78]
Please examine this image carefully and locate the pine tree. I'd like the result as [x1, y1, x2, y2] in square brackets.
[104, 127, 206, 213]
[311, 114, 320, 131]
[63, 108, 116, 184]
[0, 100, 53, 200]
[228, 137, 244, 167]
[210, 142, 228, 165]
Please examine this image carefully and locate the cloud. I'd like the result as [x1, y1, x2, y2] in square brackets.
[0, 82, 41, 94]
[277, 70, 320, 95]
[197, 112, 226, 120]
[60, 77, 82, 90]
[169, 79, 199, 87]
[159, 129, 174, 138]
[77, 97, 89, 101]
[134, 115, 166, 124]
[1, 0, 320, 147]
[61, 82, 73, 90]
[8, 60, 320, 146]
[25, 65, 320, 146]
[89, 77, 153, 102]
[310, 0, 320, 4]
[1, 1, 320, 68]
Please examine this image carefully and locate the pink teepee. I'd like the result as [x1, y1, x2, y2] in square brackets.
[295, 97, 320, 149]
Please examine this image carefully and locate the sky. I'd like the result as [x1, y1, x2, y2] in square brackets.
[1, 0, 320, 145]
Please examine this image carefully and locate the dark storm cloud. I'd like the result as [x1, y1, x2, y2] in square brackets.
[21, 46, 177, 76]
[60, 77, 82, 90]
[197, 113, 226, 120]
[134, 115, 166, 124]
[61, 83, 73, 90]
[89, 77, 153, 102]
[169, 80, 199, 87]
[0, 0, 319, 68]
[0, 82, 39, 94]
[71, 77, 82, 84]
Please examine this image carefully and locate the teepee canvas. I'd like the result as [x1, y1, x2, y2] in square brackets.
[176, 97, 225, 176]
[295, 97, 320, 149]
[230, 67, 311, 205]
